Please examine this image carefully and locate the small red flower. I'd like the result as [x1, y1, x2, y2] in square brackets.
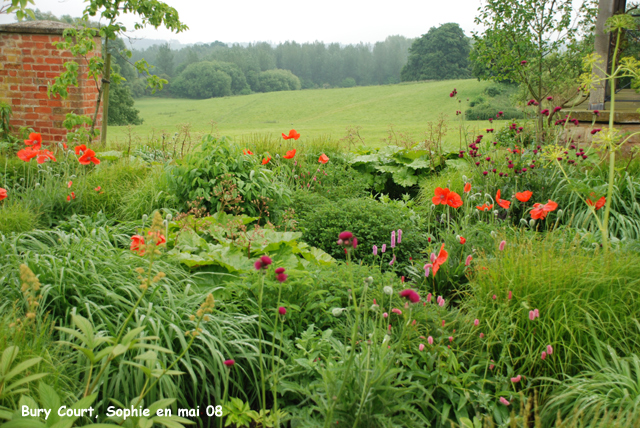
[399, 289, 420, 303]
[432, 243, 448, 276]
[496, 189, 511, 209]
[0, 187, 6, 201]
[24, 133, 43, 149]
[464, 182, 471, 193]
[282, 129, 300, 140]
[262, 157, 271, 165]
[243, 149, 253, 155]
[318, 153, 329, 164]
[131, 235, 145, 255]
[586, 194, 606, 210]
[74, 144, 87, 155]
[515, 191, 532, 202]
[67, 181, 73, 188]
[459, 236, 466, 244]
[284, 149, 296, 159]
[476, 203, 493, 211]
[531, 200, 558, 220]
[94, 186, 102, 192]
[78, 149, 100, 165]
[223, 359, 235, 367]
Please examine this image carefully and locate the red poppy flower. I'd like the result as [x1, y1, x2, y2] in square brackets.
[243, 149, 253, 155]
[262, 157, 271, 165]
[130, 235, 145, 255]
[459, 236, 466, 244]
[432, 243, 448, 276]
[515, 191, 532, 202]
[496, 189, 511, 209]
[68, 181, 73, 188]
[464, 182, 471, 193]
[432, 187, 463, 208]
[531, 200, 558, 220]
[24, 133, 43, 149]
[0, 187, 7, 201]
[148, 230, 166, 246]
[586, 194, 606, 210]
[74, 144, 87, 155]
[284, 149, 296, 159]
[78, 149, 100, 165]
[17, 147, 39, 162]
[282, 129, 300, 140]
[318, 153, 329, 164]
[476, 203, 494, 211]
[36, 150, 56, 164]
[94, 186, 102, 192]
[66, 192, 76, 201]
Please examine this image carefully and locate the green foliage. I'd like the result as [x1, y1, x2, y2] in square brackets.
[464, 84, 525, 120]
[171, 61, 233, 99]
[296, 197, 429, 273]
[0, 200, 39, 235]
[349, 145, 454, 196]
[223, 397, 258, 427]
[107, 80, 144, 126]
[167, 135, 291, 219]
[166, 213, 335, 273]
[401, 23, 471, 81]
[542, 343, 640, 426]
[258, 69, 301, 92]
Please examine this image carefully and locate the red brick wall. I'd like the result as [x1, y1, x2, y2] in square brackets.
[0, 30, 102, 144]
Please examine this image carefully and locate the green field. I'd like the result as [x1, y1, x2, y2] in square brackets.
[107, 79, 494, 148]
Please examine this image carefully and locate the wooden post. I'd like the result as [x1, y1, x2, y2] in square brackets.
[589, 0, 626, 110]
[100, 52, 111, 146]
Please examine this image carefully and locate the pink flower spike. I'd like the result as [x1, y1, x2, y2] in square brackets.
[67, 181, 72, 188]
[499, 240, 506, 251]
[465, 255, 472, 266]
[381, 244, 386, 253]
[419, 343, 425, 352]
[430, 252, 437, 263]
[442, 320, 445, 327]
[508, 290, 512, 300]
[373, 245, 378, 255]
[529, 311, 535, 321]
[449, 336, 453, 342]
[541, 351, 547, 360]
[391, 308, 402, 315]
[428, 336, 433, 345]
[391, 231, 396, 248]
[480, 332, 484, 339]
[492, 295, 497, 300]
[474, 319, 479, 327]
[500, 397, 510, 406]
[388, 324, 392, 331]
[383, 312, 388, 318]
[427, 293, 432, 303]
[397, 229, 402, 243]
[534, 308, 540, 318]
[438, 298, 445, 307]
[511, 375, 522, 383]
[547, 345, 553, 355]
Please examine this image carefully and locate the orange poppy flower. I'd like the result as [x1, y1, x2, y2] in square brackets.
[74, 144, 87, 155]
[130, 235, 145, 255]
[464, 182, 471, 193]
[78, 149, 100, 165]
[515, 191, 532, 202]
[318, 153, 329, 164]
[262, 157, 271, 165]
[284, 149, 296, 159]
[432, 187, 463, 208]
[432, 243, 448, 276]
[24, 133, 42, 149]
[17, 147, 39, 162]
[586, 194, 606, 210]
[35, 149, 56, 164]
[531, 200, 558, 220]
[66, 192, 76, 201]
[476, 203, 494, 211]
[243, 149, 253, 155]
[148, 230, 166, 246]
[0, 187, 7, 201]
[282, 129, 301, 140]
[507, 146, 522, 154]
[496, 189, 511, 209]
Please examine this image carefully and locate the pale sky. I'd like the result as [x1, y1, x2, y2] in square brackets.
[0, 0, 484, 46]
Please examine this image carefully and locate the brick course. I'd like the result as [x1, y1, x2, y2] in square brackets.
[0, 20, 102, 143]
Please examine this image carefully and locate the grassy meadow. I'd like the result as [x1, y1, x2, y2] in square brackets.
[108, 79, 494, 149]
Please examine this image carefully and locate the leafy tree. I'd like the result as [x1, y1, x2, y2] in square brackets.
[47, 0, 187, 144]
[156, 43, 175, 77]
[258, 69, 301, 92]
[0, 0, 35, 20]
[171, 61, 232, 99]
[472, 0, 598, 130]
[401, 23, 471, 81]
[107, 74, 143, 126]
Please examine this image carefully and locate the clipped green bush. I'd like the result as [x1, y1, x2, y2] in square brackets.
[296, 197, 429, 273]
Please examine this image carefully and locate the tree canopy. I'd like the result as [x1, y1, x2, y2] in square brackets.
[401, 23, 471, 81]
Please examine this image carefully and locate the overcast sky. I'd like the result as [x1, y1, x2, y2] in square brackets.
[1, 0, 484, 46]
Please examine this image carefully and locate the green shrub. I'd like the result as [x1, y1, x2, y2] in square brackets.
[297, 197, 429, 273]
[167, 135, 291, 221]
